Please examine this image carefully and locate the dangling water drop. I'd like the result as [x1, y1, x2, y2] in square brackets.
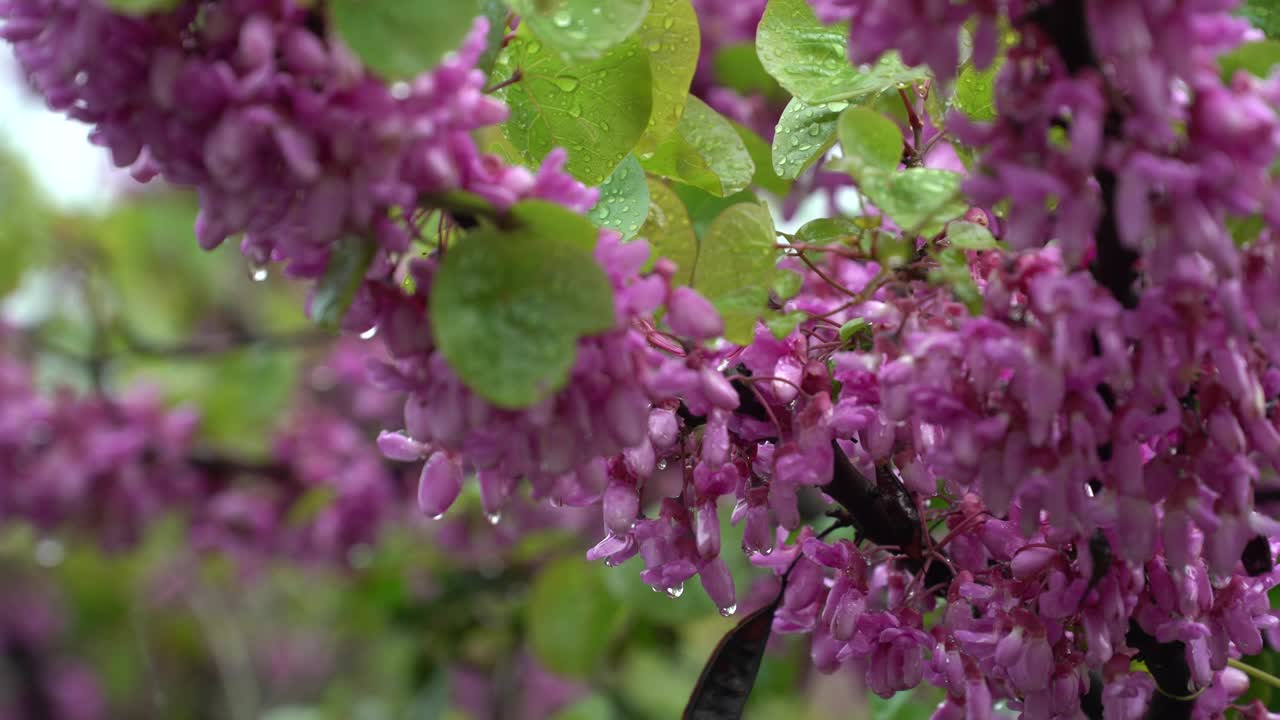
[249, 261, 269, 282]
[431, 513, 445, 521]
[665, 583, 684, 599]
[656, 459, 668, 471]
[360, 326, 378, 340]
[719, 604, 738, 617]
[485, 510, 502, 526]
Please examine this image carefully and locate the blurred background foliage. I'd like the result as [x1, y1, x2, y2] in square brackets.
[0, 110, 960, 717]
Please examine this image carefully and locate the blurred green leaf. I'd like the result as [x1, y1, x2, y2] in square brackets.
[550, 694, 616, 720]
[713, 43, 786, 102]
[526, 557, 628, 678]
[638, 177, 699, 285]
[732, 121, 793, 196]
[859, 167, 967, 236]
[946, 220, 998, 249]
[329, 0, 483, 80]
[1240, 0, 1280, 38]
[693, 202, 779, 344]
[311, 235, 375, 329]
[835, 106, 904, 178]
[1219, 40, 1280, 81]
[795, 217, 860, 245]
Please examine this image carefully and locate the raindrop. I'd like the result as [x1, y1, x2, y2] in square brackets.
[663, 17, 675, 29]
[597, 207, 611, 219]
[552, 11, 572, 28]
[485, 511, 502, 526]
[665, 583, 685, 599]
[431, 513, 445, 520]
[360, 326, 378, 340]
[249, 262, 269, 282]
[567, 104, 583, 118]
[554, 77, 580, 92]
[719, 604, 738, 617]
[656, 459, 669, 470]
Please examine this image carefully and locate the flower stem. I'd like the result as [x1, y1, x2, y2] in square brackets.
[1228, 658, 1280, 691]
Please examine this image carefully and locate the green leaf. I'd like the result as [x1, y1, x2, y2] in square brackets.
[838, 317, 870, 344]
[946, 220, 998, 249]
[757, 0, 928, 104]
[756, 0, 861, 103]
[526, 558, 628, 678]
[641, 96, 756, 196]
[931, 246, 983, 314]
[795, 217, 860, 245]
[694, 202, 779, 345]
[639, 178, 699, 285]
[732, 121, 792, 196]
[103, 0, 179, 13]
[835, 106, 903, 178]
[713, 43, 786, 101]
[1219, 40, 1280, 81]
[772, 269, 804, 300]
[714, 286, 773, 345]
[477, 0, 513, 77]
[1240, 0, 1280, 38]
[589, 155, 651, 239]
[634, 0, 702, 156]
[766, 310, 806, 340]
[952, 60, 1000, 121]
[859, 167, 967, 236]
[498, 31, 654, 185]
[673, 183, 759, 239]
[550, 695, 615, 720]
[507, 0, 650, 59]
[329, 0, 483, 80]
[772, 98, 845, 180]
[429, 201, 616, 408]
[312, 235, 376, 328]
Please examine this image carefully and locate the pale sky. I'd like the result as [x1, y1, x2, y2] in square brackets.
[1, 54, 117, 210]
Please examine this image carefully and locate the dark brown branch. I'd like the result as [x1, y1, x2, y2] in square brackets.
[826, 441, 953, 593]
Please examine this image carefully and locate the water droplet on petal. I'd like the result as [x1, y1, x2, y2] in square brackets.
[360, 326, 378, 340]
[719, 603, 738, 617]
[431, 513, 445, 520]
[656, 459, 668, 470]
[485, 511, 502, 526]
[665, 583, 684, 599]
